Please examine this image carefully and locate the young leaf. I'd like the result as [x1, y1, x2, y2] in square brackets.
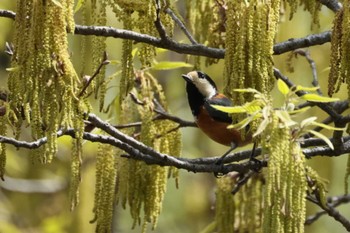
[228, 116, 252, 130]
[295, 85, 320, 92]
[74, 0, 83, 13]
[308, 130, 334, 150]
[277, 79, 290, 95]
[253, 118, 269, 137]
[152, 61, 193, 70]
[233, 88, 261, 94]
[6, 67, 19, 72]
[310, 121, 346, 131]
[212, 105, 247, 113]
[275, 110, 297, 127]
[301, 94, 339, 103]
[300, 116, 317, 128]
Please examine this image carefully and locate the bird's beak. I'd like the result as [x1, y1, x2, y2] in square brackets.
[181, 74, 191, 82]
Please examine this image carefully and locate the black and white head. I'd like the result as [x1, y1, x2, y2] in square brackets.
[181, 71, 217, 99]
[181, 71, 218, 117]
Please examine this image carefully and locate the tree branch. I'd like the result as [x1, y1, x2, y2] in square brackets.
[305, 194, 350, 225]
[0, 9, 333, 58]
[318, 0, 342, 12]
[306, 194, 350, 231]
[273, 31, 332, 55]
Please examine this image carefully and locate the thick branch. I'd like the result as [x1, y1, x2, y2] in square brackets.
[273, 31, 331, 55]
[0, 9, 333, 58]
[318, 0, 342, 12]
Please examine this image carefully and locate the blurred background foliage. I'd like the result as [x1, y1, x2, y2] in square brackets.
[0, 1, 349, 233]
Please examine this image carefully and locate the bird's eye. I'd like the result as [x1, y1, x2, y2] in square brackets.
[197, 71, 205, 79]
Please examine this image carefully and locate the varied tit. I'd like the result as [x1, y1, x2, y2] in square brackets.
[181, 71, 251, 155]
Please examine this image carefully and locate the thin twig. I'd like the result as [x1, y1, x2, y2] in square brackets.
[305, 194, 350, 225]
[231, 171, 256, 195]
[165, 8, 198, 45]
[78, 52, 109, 97]
[293, 49, 322, 95]
[306, 194, 350, 231]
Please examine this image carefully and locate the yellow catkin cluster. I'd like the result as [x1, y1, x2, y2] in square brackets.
[107, 0, 174, 102]
[115, 72, 181, 232]
[91, 143, 117, 233]
[283, 0, 321, 26]
[82, 0, 108, 111]
[9, 0, 85, 161]
[329, 5, 350, 98]
[262, 114, 307, 233]
[186, 0, 221, 65]
[224, 0, 279, 105]
[215, 174, 264, 233]
[9, 0, 87, 209]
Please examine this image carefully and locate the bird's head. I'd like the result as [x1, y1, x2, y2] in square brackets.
[182, 71, 217, 99]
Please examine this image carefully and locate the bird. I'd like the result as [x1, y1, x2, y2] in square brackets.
[181, 71, 252, 164]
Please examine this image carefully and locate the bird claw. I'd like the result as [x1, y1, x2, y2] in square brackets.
[214, 157, 225, 177]
[249, 158, 262, 173]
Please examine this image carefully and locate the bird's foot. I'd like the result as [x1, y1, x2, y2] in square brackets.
[249, 158, 263, 173]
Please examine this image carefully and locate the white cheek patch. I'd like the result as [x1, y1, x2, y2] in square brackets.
[194, 79, 216, 98]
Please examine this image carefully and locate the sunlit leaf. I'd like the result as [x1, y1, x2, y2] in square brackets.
[277, 79, 290, 95]
[233, 88, 261, 94]
[300, 116, 317, 128]
[6, 67, 19, 72]
[275, 110, 297, 127]
[310, 121, 345, 131]
[253, 118, 269, 137]
[295, 85, 320, 92]
[51, 0, 63, 7]
[108, 60, 120, 65]
[152, 61, 193, 70]
[301, 94, 339, 102]
[131, 48, 138, 58]
[74, 0, 83, 13]
[156, 48, 168, 53]
[228, 116, 251, 130]
[212, 105, 247, 113]
[308, 130, 334, 150]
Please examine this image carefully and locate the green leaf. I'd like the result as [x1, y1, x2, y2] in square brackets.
[74, 0, 83, 13]
[295, 85, 320, 92]
[152, 61, 193, 70]
[155, 48, 168, 53]
[233, 88, 261, 94]
[212, 105, 247, 113]
[300, 116, 317, 128]
[301, 94, 339, 102]
[308, 130, 334, 150]
[228, 116, 252, 130]
[277, 79, 290, 95]
[108, 60, 120, 65]
[6, 66, 19, 72]
[51, 0, 63, 8]
[253, 118, 269, 137]
[275, 110, 297, 127]
[131, 48, 138, 58]
[310, 121, 345, 131]
[288, 106, 311, 114]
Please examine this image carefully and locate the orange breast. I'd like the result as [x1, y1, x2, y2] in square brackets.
[196, 106, 251, 147]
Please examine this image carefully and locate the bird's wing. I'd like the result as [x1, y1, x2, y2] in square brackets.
[204, 94, 233, 124]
